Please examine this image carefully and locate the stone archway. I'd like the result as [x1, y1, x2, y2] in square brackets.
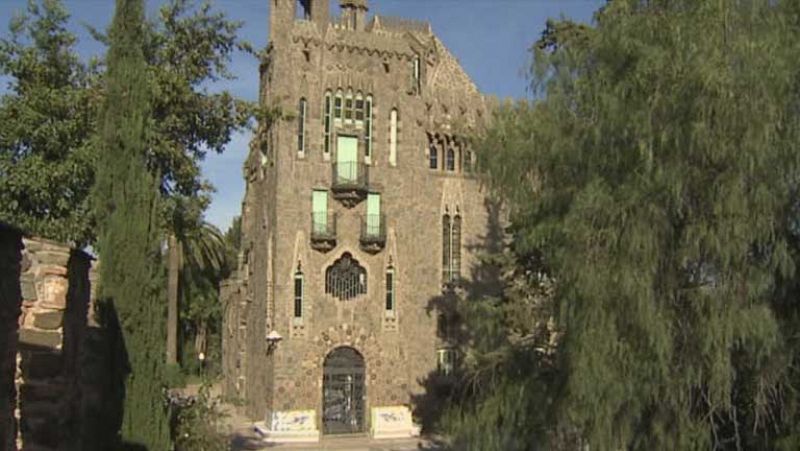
[322, 346, 365, 434]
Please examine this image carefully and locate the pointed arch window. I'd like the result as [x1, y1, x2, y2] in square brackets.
[298, 97, 307, 154]
[429, 141, 438, 169]
[446, 147, 455, 171]
[325, 253, 367, 300]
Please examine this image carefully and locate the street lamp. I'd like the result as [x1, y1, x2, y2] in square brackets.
[265, 330, 282, 354]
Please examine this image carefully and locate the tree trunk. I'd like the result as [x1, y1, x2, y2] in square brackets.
[166, 233, 181, 365]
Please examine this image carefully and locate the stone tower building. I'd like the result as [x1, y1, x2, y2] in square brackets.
[222, 0, 492, 442]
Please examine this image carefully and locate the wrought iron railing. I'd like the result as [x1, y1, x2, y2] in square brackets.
[360, 214, 386, 244]
[311, 212, 337, 241]
[331, 162, 369, 192]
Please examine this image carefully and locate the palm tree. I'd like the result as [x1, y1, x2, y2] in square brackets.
[167, 220, 228, 367]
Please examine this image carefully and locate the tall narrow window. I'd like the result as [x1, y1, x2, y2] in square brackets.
[294, 270, 303, 319]
[298, 98, 307, 154]
[355, 92, 364, 123]
[412, 55, 420, 93]
[464, 149, 473, 172]
[389, 108, 398, 166]
[365, 95, 373, 158]
[442, 214, 451, 283]
[385, 266, 395, 313]
[452, 215, 462, 282]
[429, 142, 438, 169]
[334, 90, 343, 120]
[344, 90, 353, 122]
[323, 91, 332, 155]
[446, 147, 455, 171]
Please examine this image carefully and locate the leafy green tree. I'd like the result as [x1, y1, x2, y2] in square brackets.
[0, 0, 100, 245]
[448, 1, 800, 449]
[93, 0, 169, 447]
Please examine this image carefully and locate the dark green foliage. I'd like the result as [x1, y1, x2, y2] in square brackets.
[172, 384, 228, 451]
[448, 1, 800, 449]
[1, 0, 254, 245]
[0, 0, 100, 245]
[94, 0, 169, 448]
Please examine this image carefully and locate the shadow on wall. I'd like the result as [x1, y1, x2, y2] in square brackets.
[0, 224, 23, 450]
[411, 198, 506, 436]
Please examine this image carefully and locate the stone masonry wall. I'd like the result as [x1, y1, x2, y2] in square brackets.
[0, 232, 101, 451]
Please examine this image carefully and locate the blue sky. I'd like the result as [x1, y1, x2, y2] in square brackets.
[0, 0, 602, 232]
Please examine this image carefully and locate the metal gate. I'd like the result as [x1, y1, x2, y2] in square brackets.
[322, 347, 365, 434]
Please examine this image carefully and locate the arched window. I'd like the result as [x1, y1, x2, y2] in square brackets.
[294, 269, 304, 319]
[446, 147, 455, 171]
[385, 265, 395, 313]
[323, 91, 332, 155]
[298, 97, 307, 154]
[325, 253, 367, 300]
[334, 89, 343, 120]
[389, 108, 398, 166]
[429, 141, 438, 169]
[365, 95, 373, 158]
[442, 214, 451, 283]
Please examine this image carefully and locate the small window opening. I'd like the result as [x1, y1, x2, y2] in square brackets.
[324, 91, 332, 154]
[365, 95, 373, 157]
[385, 266, 395, 312]
[298, 98, 307, 154]
[355, 93, 365, 123]
[294, 268, 304, 319]
[303, 49, 310, 63]
[437, 348, 456, 375]
[334, 90, 343, 120]
[344, 91, 353, 122]
[389, 108, 398, 166]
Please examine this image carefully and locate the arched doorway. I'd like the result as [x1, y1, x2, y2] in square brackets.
[322, 347, 365, 434]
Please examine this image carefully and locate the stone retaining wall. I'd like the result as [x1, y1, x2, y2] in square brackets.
[0, 226, 111, 451]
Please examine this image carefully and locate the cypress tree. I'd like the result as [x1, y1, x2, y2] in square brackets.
[93, 0, 170, 448]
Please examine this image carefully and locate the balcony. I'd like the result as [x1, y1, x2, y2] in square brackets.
[359, 214, 386, 253]
[310, 212, 337, 252]
[332, 162, 369, 207]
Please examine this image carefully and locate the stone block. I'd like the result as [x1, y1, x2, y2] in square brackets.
[38, 275, 67, 309]
[256, 410, 320, 444]
[20, 381, 65, 403]
[20, 351, 63, 379]
[32, 312, 63, 330]
[370, 405, 420, 439]
[19, 329, 62, 350]
[21, 273, 36, 301]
